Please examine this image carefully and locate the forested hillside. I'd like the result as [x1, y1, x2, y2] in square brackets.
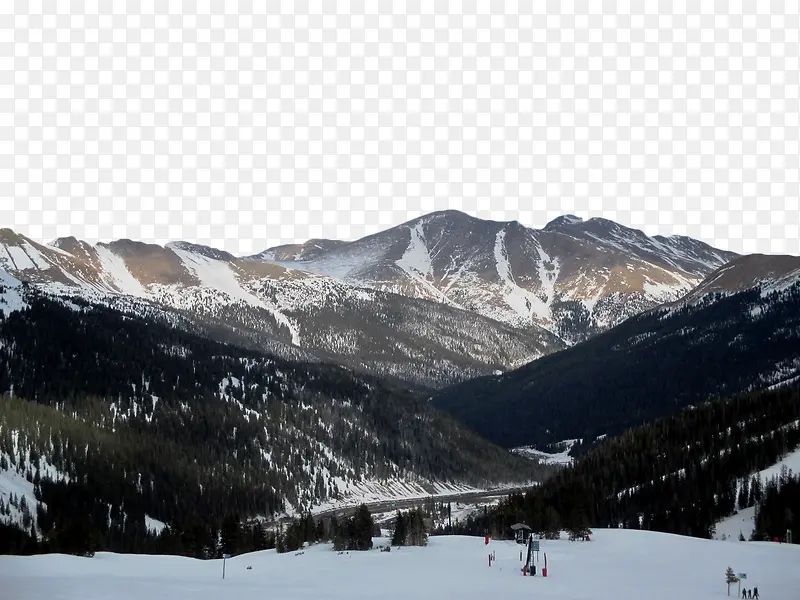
[450, 381, 800, 541]
[433, 278, 800, 448]
[0, 295, 547, 555]
[754, 466, 800, 542]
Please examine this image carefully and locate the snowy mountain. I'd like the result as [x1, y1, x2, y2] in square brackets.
[0, 211, 738, 386]
[0, 228, 561, 388]
[253, 210, 738, 344]
[432, 262, 800, 448]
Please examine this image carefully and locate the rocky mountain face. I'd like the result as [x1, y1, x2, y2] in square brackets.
[431, 257, 800, 449]
[0, 210, 739, 387]
[254, 210, 738, 344]
[0, 227, 561, 389]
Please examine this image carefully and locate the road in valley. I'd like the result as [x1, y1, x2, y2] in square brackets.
[311, 485, 538, 521]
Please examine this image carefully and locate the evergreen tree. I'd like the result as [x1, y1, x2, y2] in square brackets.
[250, 522, 268, 551]
[351, 504, 374, 551]
[391, 511, 407, 546]
[726, 566, 738, 596]
[738, 478, 750, 510]
[406, 508, 428, 547]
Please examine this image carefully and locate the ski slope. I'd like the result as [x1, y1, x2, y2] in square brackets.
[1, 529, 796, 600]
[715, 447, 800, 542]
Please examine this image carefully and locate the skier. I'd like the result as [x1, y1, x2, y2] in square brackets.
[748, 589, 753, 599]
[742, 588, 748, 599]
[753, 587, 759, 600]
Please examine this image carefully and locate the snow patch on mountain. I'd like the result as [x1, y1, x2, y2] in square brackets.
[642, 274, 695, 302]
[397, 223, 433, 280]
[395, 224, 456, 305]
[513, 439, 577, 466]
[0, 460, 41, 529]
[534, 239, 560, 316]
[0, 430, 73, 534]
[5, 245, 39, 271]
[171, 247, 301, 346]
[761, 267, 800, 297]
[493, 229, 546, 324]
[96, 246, 148, 298]
[171, 247, 255, 304]
[0, 270, 27, 316]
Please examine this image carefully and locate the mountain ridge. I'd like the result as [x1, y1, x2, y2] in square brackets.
[0, 221, 565, 388]
[251, 210, 739, 343]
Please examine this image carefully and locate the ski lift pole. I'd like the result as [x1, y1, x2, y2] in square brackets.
[223, 553, 231, 579]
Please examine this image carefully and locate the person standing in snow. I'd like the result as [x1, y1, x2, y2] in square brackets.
[742, 588, 748, 599]
[753, 587, 759, 599]
[748, 589, 753, 599]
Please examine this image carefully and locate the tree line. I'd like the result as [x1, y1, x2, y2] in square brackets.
[752, 465, 798, 542]
[433, 280, 800, 449]
[448, 381, 800, 542]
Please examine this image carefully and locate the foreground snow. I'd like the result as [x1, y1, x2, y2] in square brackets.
[2, 529, 797, 600]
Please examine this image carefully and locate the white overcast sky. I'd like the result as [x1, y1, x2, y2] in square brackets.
[2, 1, 798, 256]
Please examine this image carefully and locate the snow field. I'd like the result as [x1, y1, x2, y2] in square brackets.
[95, 245, 148, 298]
[1, 529, 797, 600]
[0, 269, 27, 316]
[512, 439, 579, 466]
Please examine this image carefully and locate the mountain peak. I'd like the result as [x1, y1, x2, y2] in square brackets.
[165, 241, 235, 262]
[414, 209, 483, 227]
[51, 236, 92, 254]
[543, 214, 584, 230]
[0, 227, 24, 244]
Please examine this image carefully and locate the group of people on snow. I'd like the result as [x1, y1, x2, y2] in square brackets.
[742, 586, 759, 599]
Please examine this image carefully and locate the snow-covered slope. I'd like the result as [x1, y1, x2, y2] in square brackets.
[665, 254, 800, 309]
[253, 210, 738, 344]
[2, 529, 796, 600]
[512, 439, 578, 466]
[715, 447, 800, 542]
[0, 269, 27, 317]
[0, 228, 562, 388]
